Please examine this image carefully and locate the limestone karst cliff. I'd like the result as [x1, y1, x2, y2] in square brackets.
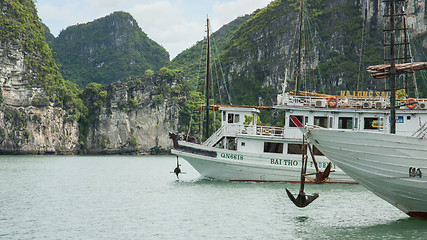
[0, 0, 81, 154]
[50, 11, 170, 87]
[170, 0, 427, 107]
[81, 72, 188, 154]
[0, 0, 186, 154]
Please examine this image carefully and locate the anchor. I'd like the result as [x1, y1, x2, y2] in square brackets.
[303, 144, 333, 184]
[171, 156, 186, 179]
[286, 133, 319, 207]
[289, 116, 333, 184]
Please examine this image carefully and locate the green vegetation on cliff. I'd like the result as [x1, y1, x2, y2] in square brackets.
[168, 15, 252, 87]
[50, 11, 170, 87]
[0, 0, 85, 118]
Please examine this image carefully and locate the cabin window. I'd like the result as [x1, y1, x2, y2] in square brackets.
[407, 116, 411, 120]
[227, 113, 240, 124]
[313, 145, 324, 156]
[264, 142, 283, 153]
[227, 138, 236, 150]
[314, 116, 328, 128]
[289, 115, 304, 127]
[364, 117, 379, 129]
[287, 144, 306, 154]
[235, 114, 240, 123]
[228, 114, 234, 123]
[329, 117, 333, 128]
[354, 117, 358, 129]
[223, 111, 226, 121]
[241, 142, 245, 146]
[379, 117, 384, 130]
[338, 117, 353, 129]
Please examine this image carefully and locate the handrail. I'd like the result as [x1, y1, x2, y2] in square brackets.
[204, 125, 225, 147]
[277, 94, 427, 109]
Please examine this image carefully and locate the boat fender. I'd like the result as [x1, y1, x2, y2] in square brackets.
[406, 98, 417, 109]
[327, 96, 337, 107]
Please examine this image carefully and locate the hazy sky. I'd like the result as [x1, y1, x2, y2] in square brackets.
[35, 0, 273, 59]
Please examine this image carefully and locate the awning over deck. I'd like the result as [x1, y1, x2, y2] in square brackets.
[367, 62, 427, 79]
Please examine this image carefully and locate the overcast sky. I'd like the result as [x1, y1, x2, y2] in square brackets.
[35, 0, 273, 59]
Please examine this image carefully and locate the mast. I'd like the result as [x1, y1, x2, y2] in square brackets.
[204, 17, 211, 140]
[295, 0, 304, 94]
[389, 0, 396, 134]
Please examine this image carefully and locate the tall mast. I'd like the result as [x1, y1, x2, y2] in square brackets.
[295, 0, 304, 94]
[389, 0, 396, 134]
[204, 17, 211, 140]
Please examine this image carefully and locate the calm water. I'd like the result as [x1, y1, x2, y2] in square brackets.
[1, 155, 426, 240]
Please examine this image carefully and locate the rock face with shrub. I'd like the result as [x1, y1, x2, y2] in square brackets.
[0, 0, 80, 154]
[82, 71, 189, 154]
[0, 1, 187, 154]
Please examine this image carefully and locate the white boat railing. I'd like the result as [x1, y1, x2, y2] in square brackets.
[204, 125, 225, 147]
[204, 124, 286, 147]
[240, 125, 285, 138]
[278, 94, 427, 110]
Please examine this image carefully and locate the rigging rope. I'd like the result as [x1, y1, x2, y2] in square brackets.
[211, 34, 233, 105]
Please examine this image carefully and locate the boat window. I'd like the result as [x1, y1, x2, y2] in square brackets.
[264, 142, 283, 153]
[228, 114, 234, 123]
[287, 144, 306, 154]
[227, 113, 240, 124]
[379, 117, 384, 130]
[338, 117, 353, 129]
[407, 116, 411, 120]
[241, 142, 245, 146]
[314, 116, 328, 128]
[289, 115, 304, 127]
[313, 145, 324, 156]
[227, 138, 236, 150]
[364, 117, 379, 129]
[354, 117, 358, 129]
[223, 111, 226, 121]
[329, 117, 333, 128]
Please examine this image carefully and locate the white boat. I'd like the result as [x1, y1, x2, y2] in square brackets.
[171, 93, 427, 183]
[302, 0, 427, 218]
[171, 104, 354, 182]
[306, 127, 427, 218]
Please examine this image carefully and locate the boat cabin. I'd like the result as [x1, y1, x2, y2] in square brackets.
[204, 94, 427, 158]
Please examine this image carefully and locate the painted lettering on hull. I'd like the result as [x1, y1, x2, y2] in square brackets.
[220, 153, 243, 160]
[270, 159, 298, 166]
[309, 161, 336, 169]
[270, 159, 336, 169]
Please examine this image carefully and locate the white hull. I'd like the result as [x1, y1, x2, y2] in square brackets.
[307, 128, 427, 218]
[173, 141, 355, 183]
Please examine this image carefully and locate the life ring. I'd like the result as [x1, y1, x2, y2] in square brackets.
[406, 98, 417, 109]
[327, 96, 337, 107]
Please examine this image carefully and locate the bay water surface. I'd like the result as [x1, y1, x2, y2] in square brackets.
[1, 155, 426, 239]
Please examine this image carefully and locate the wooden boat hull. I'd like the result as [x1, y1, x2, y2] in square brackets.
[172, 141, 355, 183]
[307, 128, 427, 218]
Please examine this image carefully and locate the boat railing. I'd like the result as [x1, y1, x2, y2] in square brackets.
[278, 94, 427, 109]
[240, 125, 284, 138]
[204, 125, 225, 147]
[204, 124, 286, 146]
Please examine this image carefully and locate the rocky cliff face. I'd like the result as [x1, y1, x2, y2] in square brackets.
[0, 1, 186, 155]
[83, 73, 187, 154]
[218, 0, 427, 105]
[0, 0, 80, 154]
